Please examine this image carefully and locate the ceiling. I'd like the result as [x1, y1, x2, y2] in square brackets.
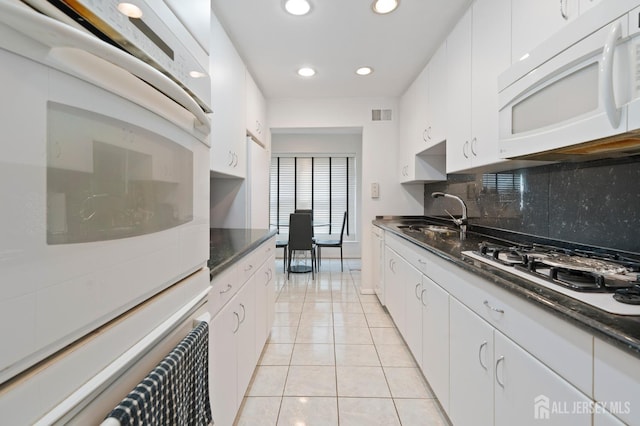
[211, 0, 472, 100]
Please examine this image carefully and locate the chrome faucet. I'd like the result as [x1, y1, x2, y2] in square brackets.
[431, 192, 468, 239]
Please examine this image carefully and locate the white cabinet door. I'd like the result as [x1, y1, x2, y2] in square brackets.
[450, 297, 494, 426]
[470, 0, 511, 168]
[255, 256, 276, 359]
[398, 74, 419, 182]
[372, 227, 385, 305]
[420, 276, 450, 412]
[511, 0, 579, 63]
[494, 330, 592, 426]
[594, 337, 640, 426]
[427, 42, 448, 146]
[413, 65, 430, 153]
[594, 410, 627, 426]
[446, 8, 473, 173]
[209, 296, 239, 426]
[236, 275, 257, 405]
[248, 140, 270, 229]
[210, 13, 246, 177]
[246, 71, 268, 147]
[384, 246, 405, 332]
[447, 0, 511, 173]
[403, 261, 423, 362]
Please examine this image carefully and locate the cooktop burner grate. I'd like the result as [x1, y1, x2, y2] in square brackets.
[470, 241, 640, 311]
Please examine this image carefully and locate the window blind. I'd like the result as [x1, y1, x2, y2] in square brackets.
[271, 156, 356, 238]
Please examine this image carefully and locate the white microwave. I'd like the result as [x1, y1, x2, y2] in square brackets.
[498, 1, 640, 160]
[0, 1, 210, 384]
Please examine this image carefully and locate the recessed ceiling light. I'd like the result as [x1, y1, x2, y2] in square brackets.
[284, 0, 311, 16]
[372, 0, 399, 14]
[356, 67, 373, 76]
[297, 67, 316, 77]
[117, 3, 143, 18]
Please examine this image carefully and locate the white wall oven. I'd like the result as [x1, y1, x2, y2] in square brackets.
[0, 0, 211, 395]
[498, 0, 640, 160]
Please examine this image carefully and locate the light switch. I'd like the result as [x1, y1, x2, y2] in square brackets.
[371, 182, 380, 198]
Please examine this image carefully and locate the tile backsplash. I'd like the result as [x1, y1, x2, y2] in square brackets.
[424, 155, 640, 254]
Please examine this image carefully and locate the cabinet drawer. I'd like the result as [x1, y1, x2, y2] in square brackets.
[238, 250, 260, 283]
[386, 233, 429, 275]
[210, 265, 240, 316]
[255, 236, 276, 267]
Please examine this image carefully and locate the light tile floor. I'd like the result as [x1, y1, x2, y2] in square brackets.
[234, 258, 451, 426]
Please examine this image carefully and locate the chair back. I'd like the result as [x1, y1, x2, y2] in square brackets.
[294, 209, 313, 219]
[288, 213, 314, 250]
[338, 211, 347, 243]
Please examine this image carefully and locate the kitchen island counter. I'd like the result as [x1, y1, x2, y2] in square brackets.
[208, 228, 277, 279]
[374, 216, 640, 359]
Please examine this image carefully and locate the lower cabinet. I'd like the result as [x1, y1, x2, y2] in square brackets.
[255, 254, 276, 359]
[593, 337, 640, 425]
[450, 298, 495, 426]
[372, 226, 385, 305]
[384, 246, 405, 333]
[420, 276, 450, 412]
[449, 297, 591, 426]
[403, 260, 423, 363]
[209, 238, 276, 426]
[210, 277, 256, 426]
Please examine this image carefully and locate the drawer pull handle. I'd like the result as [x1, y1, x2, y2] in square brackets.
[420, 288, 427, 307]
[478, 341, 488, 371]
[220, 284, 233, 294]
[560, 0, 568, 20]
[245, 264, 253, 272]
[418, 259, 427, 266]
[233, 312, 240, 333]
[495, 356, 505, 387]
[239, 303, 246, 323]
[484, 300, 504, 314]
[415, 283, 422, 300]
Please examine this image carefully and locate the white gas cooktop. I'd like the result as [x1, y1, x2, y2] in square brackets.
[463, 251, 640, 316]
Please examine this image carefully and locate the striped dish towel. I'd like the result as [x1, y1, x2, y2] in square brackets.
[104, 321, 212, 425]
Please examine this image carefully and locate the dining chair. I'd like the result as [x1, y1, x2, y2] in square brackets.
[287, 213, 316, 279]
[295, 209, 314, 238]
[315, 211, 347, 271]
[294, 209, 313, 218]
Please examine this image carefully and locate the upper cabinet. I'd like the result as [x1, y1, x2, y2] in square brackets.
[426, 43, 448, 147]
[397, 43, 447, 183]
[245, 71, 268, 148]
[446, 0, 511, 173]
[511, 0, 579, 63]
[210, 13, 246, 178]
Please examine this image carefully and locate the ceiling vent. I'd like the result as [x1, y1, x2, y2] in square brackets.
[371, 109, 392, 121]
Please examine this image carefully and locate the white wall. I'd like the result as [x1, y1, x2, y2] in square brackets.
[268, 97, 423, 293]
[209, 177, 247, 228]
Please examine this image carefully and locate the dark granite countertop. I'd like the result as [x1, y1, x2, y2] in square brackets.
[208, 228, 277, 280]
[373, 216, 640, 358]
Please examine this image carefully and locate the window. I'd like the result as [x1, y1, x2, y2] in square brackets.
[270, 156, 356, 238]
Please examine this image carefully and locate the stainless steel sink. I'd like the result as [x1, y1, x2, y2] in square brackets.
[423, 225, 456, 233]
[398, 224, 459, 237]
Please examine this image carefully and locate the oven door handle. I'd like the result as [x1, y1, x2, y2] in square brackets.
[0, 2, 211, 135]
